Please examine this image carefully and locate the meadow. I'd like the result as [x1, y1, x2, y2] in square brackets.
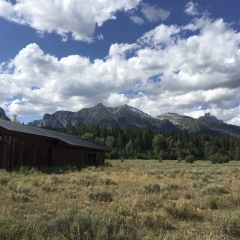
[1, 160, 240, 239]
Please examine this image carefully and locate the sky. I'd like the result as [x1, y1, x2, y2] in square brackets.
[0, 0, 240, 126]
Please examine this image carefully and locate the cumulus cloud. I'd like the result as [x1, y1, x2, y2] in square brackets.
[141, 3, 170, 22]
[130, 16, 144, 25]
[1, 13, 240, 125]
[0, 0, 141, 41]
[184, 1, 199, 16]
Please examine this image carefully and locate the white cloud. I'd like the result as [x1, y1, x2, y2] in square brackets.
[97, 34, 104, 41]
[0, 0, 141, 41]
[141, 3, 170, 22]
[138, 24, 180, 46]
[130, 16, 144, 25]
[184, 1, 199, 16]
[1, 13, 240, 125]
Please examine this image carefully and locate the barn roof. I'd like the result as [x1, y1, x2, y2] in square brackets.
[0, 120, 110, 151]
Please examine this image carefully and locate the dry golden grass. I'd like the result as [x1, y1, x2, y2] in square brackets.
[0, 160, 240, 239]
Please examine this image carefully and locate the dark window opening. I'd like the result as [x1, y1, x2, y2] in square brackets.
[84, 153, 97, 166]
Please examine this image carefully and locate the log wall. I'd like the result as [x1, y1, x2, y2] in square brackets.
[0, 128, 105, 170]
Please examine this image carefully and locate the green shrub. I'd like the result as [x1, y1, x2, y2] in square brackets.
[0, 170, 10, 185]
[177, 157, 183, 162]
[0, 208, 22, 239]
[80, 175, 98, 186]
[143, 214, 174, 230]
[144, 183, 161, 194]
[185, 155, 196, 164]
[164, 182, 180, 191]
[50, 174, 60, 184]
[20, 166, 38, 175]
[42, 184, 57, 192]
[202, 185, 228, 195]
[184, 193, 192, 199]
[218, 211, 240, 237]
[136, 195, 162, 211]
[165, 202, 203, 221]
[192, 182, 198, 188]
[44, 208, 140, 240]
[204, 196, 219, 210]
[100, 177, 117, 185]
[63, 189, 77, 199]
[11, 193, 30, 203]
[199, 174, 209, 183]
[209, 153, 230, 164]
[0, 208, 40, 239]
[31, 179, 40, 186]
[88, 187, 113, 202]
[16, 182, 32, 195]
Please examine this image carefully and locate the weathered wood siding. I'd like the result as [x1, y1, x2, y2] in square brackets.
[0, 127, 105, 170]
[51, 148, 105, 166]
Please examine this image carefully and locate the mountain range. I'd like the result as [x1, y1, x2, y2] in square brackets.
[27, 103, 178, 133]
[1, 104, 240, 138]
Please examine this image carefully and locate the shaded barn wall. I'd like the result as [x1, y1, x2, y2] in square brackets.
[52, 148, 105, 166]
[0, 128, 105, 170]
[0, 129, 54, 170]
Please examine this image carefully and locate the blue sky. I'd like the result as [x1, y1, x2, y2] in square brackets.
[0, 0, 240, 125]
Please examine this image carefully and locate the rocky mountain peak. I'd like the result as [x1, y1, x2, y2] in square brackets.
[0, 108, 10, 121]
[199, 113, 224, 124]
[156, 112, 189, 124]
[95, 103, 105, 108]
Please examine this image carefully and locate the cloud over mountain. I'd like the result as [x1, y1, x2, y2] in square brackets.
[0, 5, 240, 126]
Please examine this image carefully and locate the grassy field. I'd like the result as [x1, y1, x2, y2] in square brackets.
[1, 160, 240, 239]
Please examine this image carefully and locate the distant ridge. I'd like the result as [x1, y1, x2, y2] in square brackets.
[27, 104, 240, 138]
[157, 112, 240, 138]
[28, 103, 178, 133]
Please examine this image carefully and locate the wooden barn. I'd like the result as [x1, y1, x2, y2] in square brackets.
[0, 119, 110, 170]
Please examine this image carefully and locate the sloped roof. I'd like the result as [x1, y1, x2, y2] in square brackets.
[0, 120, 110, 151]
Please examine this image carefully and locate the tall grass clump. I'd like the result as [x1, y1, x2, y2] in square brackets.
[0, 170, 10, 185]
[44, 208, 140, 240]
[0, 208, 22, 239]
[50, 174, 61, 184]
[10, 181, 32, 203]
[203, 196, 219, 210]
[0, 208, 40, 239]
[80, 175, 98, 186]
[218, 211, 240, 237]
[142, 213, 175, 231]
[100, 176, 117, 185]
[88, 187, 113, 202]
[135, 195, 162, 211]
[165, 202, 203, 221]
[20, 166, 38, 175]
[202, 185, 229, 196]
[163, 182, 180, 191]
[41, 183, 57, 192]
[144, 183, 161, 194]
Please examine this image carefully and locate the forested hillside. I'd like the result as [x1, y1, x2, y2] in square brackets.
[43, 124, 240, 163]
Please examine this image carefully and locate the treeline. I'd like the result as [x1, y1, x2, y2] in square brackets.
[43, 125, 240, 162]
